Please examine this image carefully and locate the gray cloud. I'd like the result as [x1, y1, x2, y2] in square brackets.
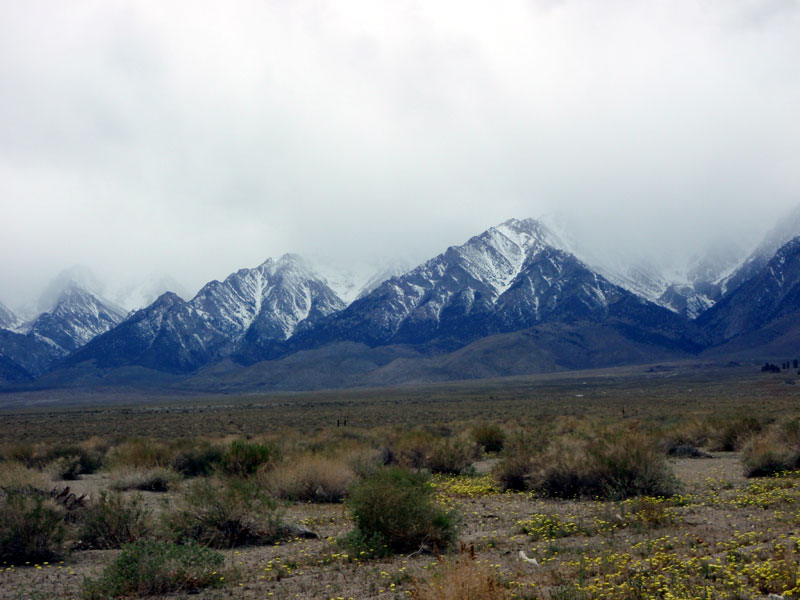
[1, 0, 799, 308]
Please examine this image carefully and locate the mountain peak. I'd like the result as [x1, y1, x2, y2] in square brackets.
[151, 291, 186, 309]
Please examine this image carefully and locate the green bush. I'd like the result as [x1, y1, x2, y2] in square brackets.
[78, 491, 151, 549]
[219, 440, 279, 478]
[471, 424, 506, 453]
[0, 492, 65, 562]
[346, 466, 457, 555]
[166, 477, 282, 548]
[82, 539, 225, 599]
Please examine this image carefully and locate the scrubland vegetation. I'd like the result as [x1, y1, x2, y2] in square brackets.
[1, 364, 800, 598]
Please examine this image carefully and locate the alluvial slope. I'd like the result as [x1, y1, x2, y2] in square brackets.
[65, 254, 345, 373]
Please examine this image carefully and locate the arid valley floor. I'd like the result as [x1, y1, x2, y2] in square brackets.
[1, 361, 799, 599]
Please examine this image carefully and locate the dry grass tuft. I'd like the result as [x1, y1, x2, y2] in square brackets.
[413, 544, 509, 600]
[0, 461, 48, 493]
[265, 454, 355, 502]
[109, 466, 182, 492]
[106, 438, 173, 469]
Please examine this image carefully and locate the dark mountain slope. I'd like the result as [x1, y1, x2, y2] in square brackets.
[697, 237, 800, 346]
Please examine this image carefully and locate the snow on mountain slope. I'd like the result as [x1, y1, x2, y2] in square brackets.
[284, 218, 691, 353]
[16, 266, 104, 321]
[307, 257, 415, 305]
[0, 300, 23, 331]
[65, 254, 346, 373]
[27, 285, 127, 353]
[356, 259, 414, 300]
[698, 235, 800, 345]
[539, 214, 753, 320]
[0, 281, 126, 376]
[721, 205, 800, 296]
[193, 254, 345, 341]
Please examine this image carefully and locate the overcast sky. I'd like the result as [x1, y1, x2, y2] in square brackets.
[1, 0, 799, 309]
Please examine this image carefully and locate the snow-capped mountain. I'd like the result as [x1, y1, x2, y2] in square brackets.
[284, 218, 694, 353]
[14, 213, 800, 390]
[27, 284, 127, 353]
[17, 266, 104, 321]
[66, 254, 346, 373]
[0, 283, 127, 380]
[0, 300, 23, 331]
[200, 254, 344, 342]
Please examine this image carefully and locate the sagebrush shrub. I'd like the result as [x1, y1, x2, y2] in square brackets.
[166, 477, 282, 548]
[494, 454, 532, 491]
[345, 466, 457, 554]
[81, 539, 224, 599]
[219, 440, 279, 478]
[171, 443, 223, 477]
[427, 439, 475, 475]
[533, 432, 677, 500]
[44, 444, 103, 478]
[78, 491, 151, 549]
[471, 424, 506, 453]
[742, 420, 800, 477]
[47, 455, 84, 480]
[712, 417, 763, 452]
[0, 492, 65, 562]
[395, 432, 436, 469]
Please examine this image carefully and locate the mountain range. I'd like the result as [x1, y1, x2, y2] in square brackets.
[3, 209, 800, 393]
